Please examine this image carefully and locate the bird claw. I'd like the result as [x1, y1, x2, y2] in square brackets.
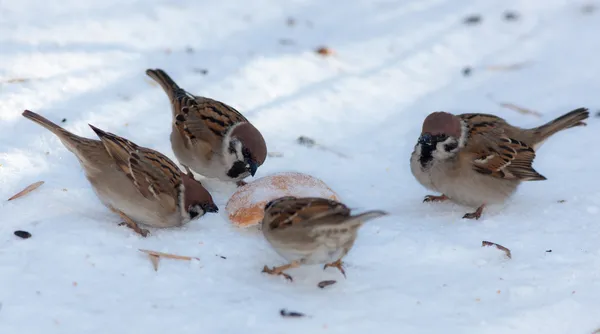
[262, 264, 295, 281]
[323, 259, 346, 278]
[462, 205, 485, 220]
[423, 194, 449, 203]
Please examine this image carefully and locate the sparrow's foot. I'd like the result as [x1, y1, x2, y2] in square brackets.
[262, 261, 300, 281]
[423, 194, 449, 203]
[463, 205, 485, 220]
[323, 259, 346, 278]
[112, 208, 149, 237]
[236, 180, 248, 187]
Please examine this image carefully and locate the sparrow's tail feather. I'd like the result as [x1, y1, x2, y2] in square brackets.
[343, 210, 389, 228]
[146, 68, 181, 101]
[22, 110, 92, 153]
[530, 107, 589, 145]
[22, 110, 71, 137]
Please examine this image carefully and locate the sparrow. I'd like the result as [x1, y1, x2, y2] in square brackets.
[261, 196, 388, 281]
[410, 107, 589, 219]
[22, 110, 219, 237]
[146, 68, 267, 186]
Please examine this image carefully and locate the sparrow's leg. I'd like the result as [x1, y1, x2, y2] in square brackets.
[323, 259, 346, 278]
[262, 261, 300, 281]
[111, 207, 150, 237]
[463, 205, 485, 220]
[236, 180, 248, 187]
[423, 194, 449, 203]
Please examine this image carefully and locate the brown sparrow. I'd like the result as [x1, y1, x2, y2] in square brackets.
[22, 110, 218, 237]
[410, 108, 589, 219]
[261, 196, 388, 281]
[146, 68, 267, 186]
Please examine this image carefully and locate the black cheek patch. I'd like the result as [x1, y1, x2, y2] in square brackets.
[227, 161, 248, 178]
[444, 142, 458, 151]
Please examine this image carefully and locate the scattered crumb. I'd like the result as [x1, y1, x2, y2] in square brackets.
[216, 255, 227, 259]
[498, 102, 543, 117]
[496, 290, 501, 294]
[267, 152, 284, 158]
[546, 250, 552, 253]
[279, 38, 295, 45]
[4, 78, 29, 84]
[286, 17, 296, 26]
[475, 298, 481, 302]
[463, 14, 482, 25]
[14, 230, 32, 239]
[503, 11, 519, 21]
[572, 290, 576, 294]
[62, 188, 68, 192]
[318, 280, 337, 289]
[557, 200, 566, 203]
[315, 46, 334, 56]
[280, 309, 306, 318]
[8, 181, 45, 201]
[185, 46, 194, 54]
[61, 118, 67, 123]
[72, 282, 78, 287]
[482, 240, 512, 259]
[462, 67, 472, 76]
[149, 254, 160, 271]
[485, 62, 531, 71]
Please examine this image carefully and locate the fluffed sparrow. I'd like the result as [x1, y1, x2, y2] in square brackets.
[22, 110, 218, 237]
[410, 107, 589, 219]
[261, 196, 388, 281]
[146, 68, 267, 186]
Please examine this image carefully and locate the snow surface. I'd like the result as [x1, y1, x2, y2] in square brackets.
[1, 0, 600, 333]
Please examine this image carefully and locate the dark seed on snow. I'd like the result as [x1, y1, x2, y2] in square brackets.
[280, 309, 305, 317]
[503, 11, 519, 21]
[297, 136, 316, 147]
[61, 118, 67, 123]
[318, 280, 337, 288]
[462, 67, 472, 76]
[546, 250, 552, 253]
[14, 230, 32, 239]
[463, 15, 482, 25]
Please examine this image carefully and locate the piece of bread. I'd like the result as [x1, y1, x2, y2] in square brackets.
[226, 172, 340, 227]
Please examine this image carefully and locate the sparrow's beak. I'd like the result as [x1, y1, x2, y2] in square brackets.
[202, 202, 219, 213]
[247, 160, 259, 177]
[418, 133, 433, 146]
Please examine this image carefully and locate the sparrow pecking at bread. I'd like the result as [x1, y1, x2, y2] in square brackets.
[146, 68, 267, 186]
[22, 110, 219, 237]
[410, 107, 589, 219]
[261, 196, 388, 281]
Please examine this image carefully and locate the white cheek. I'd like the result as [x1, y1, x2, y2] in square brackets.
[432, 138, 458, 160]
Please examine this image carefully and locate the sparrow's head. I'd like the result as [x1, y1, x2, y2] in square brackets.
[416, 112, 465, 167]
[179, 172, 218, 221]
[224, 122, 267, 180]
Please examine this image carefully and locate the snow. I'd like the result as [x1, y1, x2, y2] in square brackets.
[1, 0, 599, 332]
